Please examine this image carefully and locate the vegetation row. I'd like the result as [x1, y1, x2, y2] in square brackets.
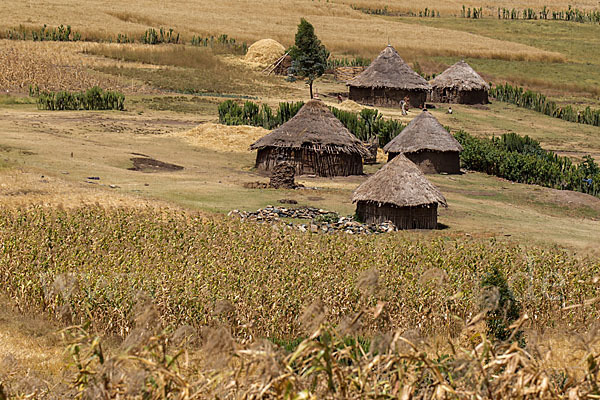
[490, 83, 600, 127]
[29, 85, 125, 111]
[456, 130, 600, 197]
[0, 206, 598, 341]
[2, 24, 249, 53]
[351, 4, 599, 23]
[218, 100, 404, 146]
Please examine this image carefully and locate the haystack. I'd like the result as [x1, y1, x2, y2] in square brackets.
[383, 110, 462, 174]
[430, 60, 489, 104]
[347, 45, 431, 108]
[245, 39, 286, 65]
[352, 154, 447, 229]
[250, 99, 370, 177]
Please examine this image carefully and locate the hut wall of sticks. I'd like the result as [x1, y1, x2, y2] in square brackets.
[347, 45, 431, 109]
[349, 87, 428, 108]
[352, 153, 447, 230]
[383, 110, 463, 174]
[430, 60, 489, 105]
[256, 147, 364, 177]
[388, 151, 460, 174]
[356, 201, 438, 229]
[250, 100, 370, 177]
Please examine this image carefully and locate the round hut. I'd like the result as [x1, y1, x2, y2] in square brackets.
[250, 100, 370, 177]
[347, 45, 431, 108]
[430, 61, 489, 104]
[352, 154, 447, 230]
[383, 110, 463, 174]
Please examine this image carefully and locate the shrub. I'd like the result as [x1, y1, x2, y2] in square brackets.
[31, 86, 125, 111]
[455, 130, 600, 197]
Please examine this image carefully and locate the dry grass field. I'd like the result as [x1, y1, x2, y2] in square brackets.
[1, 1, 600, 397]
[0, 0, 565, 62]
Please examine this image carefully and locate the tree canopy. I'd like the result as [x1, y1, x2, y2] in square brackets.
[289, 18, 330, 99]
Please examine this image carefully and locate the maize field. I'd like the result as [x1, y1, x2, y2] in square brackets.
[0, 206, 598, 340]
[0, 205, 599, 398]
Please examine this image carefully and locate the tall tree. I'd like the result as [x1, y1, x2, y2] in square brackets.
[289, 18, 330, 99]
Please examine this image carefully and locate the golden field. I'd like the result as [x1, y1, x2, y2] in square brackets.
[0, 0, 566, 61]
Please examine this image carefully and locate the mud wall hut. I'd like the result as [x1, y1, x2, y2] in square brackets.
[347, 45, 431, 108]
[352, 154, 447, 229]
[430, 61, 489, 104]
[250, 100, 370, 177]
[383, 110, 463, 174]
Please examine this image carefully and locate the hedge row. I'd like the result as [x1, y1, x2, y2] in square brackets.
[490, 83, 600, 127]
[456, 131, 600, 197]
[31, 86, 125, 111]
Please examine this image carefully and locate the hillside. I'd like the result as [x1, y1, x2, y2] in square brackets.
[0, 1, 600, 398]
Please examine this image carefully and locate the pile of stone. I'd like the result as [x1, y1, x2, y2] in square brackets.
[270, 162, 296, 189]
[228, 206, 397, 234]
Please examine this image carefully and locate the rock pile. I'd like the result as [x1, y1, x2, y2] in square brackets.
[270, 162, 296, 189]
[228, 206, 397, 234]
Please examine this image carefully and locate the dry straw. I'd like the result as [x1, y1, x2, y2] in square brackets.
[347, 45, 431, 91]
[431, 60, 490, 91]
[352, 153, 447, 207]
[383, 110, 463, 154]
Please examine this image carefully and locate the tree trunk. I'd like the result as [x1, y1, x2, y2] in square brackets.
[309, 81, 313, 99]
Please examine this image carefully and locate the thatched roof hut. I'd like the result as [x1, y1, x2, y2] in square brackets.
[383, 110, 463, 174]
[250, 100, 370, 177]
[347, 45, 431, 108]
[430, 61, 489, 104]
[352, 153, 446, 229]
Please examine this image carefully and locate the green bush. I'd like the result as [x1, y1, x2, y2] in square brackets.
[481, 266, 523, 343]
[455, 130, 600, 197]
[31, 86, 125, 111]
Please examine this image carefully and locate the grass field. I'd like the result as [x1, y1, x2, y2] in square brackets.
[1, 1, 600, 397]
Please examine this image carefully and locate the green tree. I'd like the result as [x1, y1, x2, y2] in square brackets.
[481, 265, 523, 344]
[289, 18, 330, 99]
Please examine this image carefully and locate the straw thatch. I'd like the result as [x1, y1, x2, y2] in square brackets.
[250, 100, 370, 177]
[347, 46, 431, 108]
[352, 154, 447, 208]
[348, 46, 431, 91]
[383, 110, 463, 174]
[430, 61, 489, 104]
[384, 111, 463, 154]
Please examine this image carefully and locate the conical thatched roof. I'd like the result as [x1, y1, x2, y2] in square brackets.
[383, 110, 463, 154]
[431, 60, 489, 91]
[250, 100, 370, 156]
[347, 45, 431, 91]
[352, 154, 446, 208]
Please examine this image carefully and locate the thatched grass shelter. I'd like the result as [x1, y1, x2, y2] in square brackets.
[352, 154, 447, 229]
[430, 61, 489, 104]
[383, 110, 463, 174]
[250, 100, 370, 177]
[347, 45, 431, 108]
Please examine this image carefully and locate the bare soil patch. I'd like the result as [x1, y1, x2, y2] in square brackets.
[128, 157, 183, 173]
